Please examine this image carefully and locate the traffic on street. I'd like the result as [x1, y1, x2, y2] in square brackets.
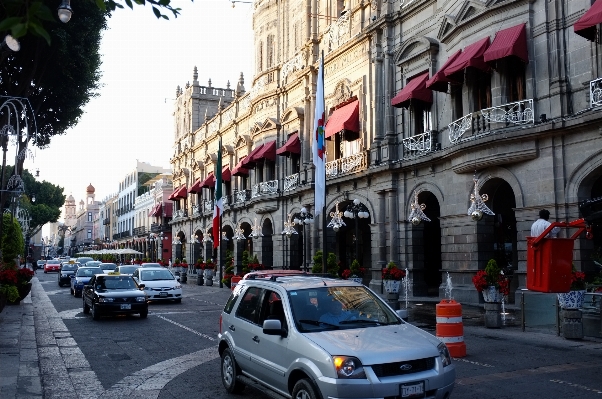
[28, 269, 602, 399]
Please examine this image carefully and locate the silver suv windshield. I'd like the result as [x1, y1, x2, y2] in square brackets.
[288, 286, 400, 332]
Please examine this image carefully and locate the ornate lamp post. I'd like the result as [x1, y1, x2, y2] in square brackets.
[281, 214, 298, 270]
[343, 199, 370, 264]
[293, 208, 313, 272]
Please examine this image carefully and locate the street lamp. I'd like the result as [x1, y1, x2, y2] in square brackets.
[293, 208, 313, 272]
[343, 199, 370, 264]
[57, 0, 73, 23]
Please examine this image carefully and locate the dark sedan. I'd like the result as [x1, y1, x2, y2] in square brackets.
[58, 263, 80, 287]
[82, 274, 148, 320]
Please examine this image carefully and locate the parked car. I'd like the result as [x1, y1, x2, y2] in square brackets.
[36, 260, 45, 270]
[132, 267, 182, 302]
[218, 273, 455, 399]
[115, 265, 141, 276]
[85, 261, 102, 268]
[82, 274, 148, 320]
[140, 263, 163, 268]
[71, 267, 103, 297]
[58, 262, 80, 287]
[99, 263, 118, 273]
[44, 260, 61, 273]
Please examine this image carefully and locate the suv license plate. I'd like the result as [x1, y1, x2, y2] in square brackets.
[120, 304, 131, 310]
[401, 382, 424, 398]
[159, 292, 168, 297]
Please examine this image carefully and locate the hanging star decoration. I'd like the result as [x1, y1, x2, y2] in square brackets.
[408, 190, 431, 226]
[467, 177, 495, 221]
[327, 201, 346, 232]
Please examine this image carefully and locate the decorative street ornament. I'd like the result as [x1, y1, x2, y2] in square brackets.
[468, 177, 495, 221]
[282, 213, 298, 237]
[221, 231, 229, 241]
[202, 226, 213, 243]
[250, 217, 263, 239]
[327, 201, 346, 232]
[233, 224, 246, 240]
[408, 190, 431, 226]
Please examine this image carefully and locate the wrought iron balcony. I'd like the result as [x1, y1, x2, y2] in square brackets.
[326, 150, 368, 178]
[192, 204, 201, 216]
[591, 77, 602, 107]
[103, 218, 110, 225]
[402, 131, 434, 158]
[203, 199, 213, 213]
[133, 226, 146, 236]
[283, 173, 300, 192]
[233, 189, 250, 204]
[449, 99, 534, 144]
[251, 180, 278, 198]
[151, 223, 170, 233]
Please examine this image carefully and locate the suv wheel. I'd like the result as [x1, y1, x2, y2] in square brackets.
[292, 379, 320, 399]
[83, 298, 90, 314]
[221, 348, 245, 393]
[91, 303, 101, 320]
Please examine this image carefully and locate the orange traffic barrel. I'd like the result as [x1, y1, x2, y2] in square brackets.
[231, 276, 242, 291]
[436, 299, 466, 358]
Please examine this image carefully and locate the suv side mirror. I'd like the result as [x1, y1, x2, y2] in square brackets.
[263, 319, 287, 337]
[138, 284, 145, 289]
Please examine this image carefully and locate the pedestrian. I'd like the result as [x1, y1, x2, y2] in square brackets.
[531, 209, 560, 238]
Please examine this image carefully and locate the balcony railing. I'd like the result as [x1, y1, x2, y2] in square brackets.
[326, 150, 368, 178]
[151, 223, 170, 233]
[192, 204, 201, 216]
[233, 189, 250, 204]
[173, 209, 188, 219]
[402, 131, 433, 158]
[449, 99, 534, 144]
[103, 218, 110, 225]
[203, 199, 213, 213]
[283, 173, 300, 192]
[251, 180, 279, 198]
[133, 226, 146, 236]
[591, 77, 602, 107]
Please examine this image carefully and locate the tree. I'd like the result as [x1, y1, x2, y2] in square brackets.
[0, 166, 64, 236]
[0, 0, 188, 44]
[2, 213, 24, 262]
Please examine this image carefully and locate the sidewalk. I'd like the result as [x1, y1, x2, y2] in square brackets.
[0, 285, 43, 398]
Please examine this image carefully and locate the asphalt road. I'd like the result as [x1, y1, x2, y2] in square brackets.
[36, 271, 602, 399]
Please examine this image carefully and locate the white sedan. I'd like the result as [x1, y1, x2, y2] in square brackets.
[132, 267, 182, 303]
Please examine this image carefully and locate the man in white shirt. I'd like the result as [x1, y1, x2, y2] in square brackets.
[531, 209, 560, 238]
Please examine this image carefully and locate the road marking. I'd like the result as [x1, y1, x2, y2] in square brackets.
[153, 314, 216, 341]
[452, 358, 494, 368]
[186, 296, 224, 306]
[457, 361, 600, 386]
[549, 379, 602, 394]
[58, 308, 87, 319]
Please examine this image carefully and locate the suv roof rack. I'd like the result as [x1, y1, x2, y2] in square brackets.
[244, 270, 306, 280]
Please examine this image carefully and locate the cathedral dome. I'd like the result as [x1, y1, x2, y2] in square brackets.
[67, 195, 75, 202]
[86, 183, 95, 194]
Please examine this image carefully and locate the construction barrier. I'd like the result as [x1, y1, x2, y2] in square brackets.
[231, 276, 242, 291]
[436, 299, 466, 358]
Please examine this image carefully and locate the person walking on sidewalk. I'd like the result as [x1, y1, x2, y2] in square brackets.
[531, 209, 560, 238]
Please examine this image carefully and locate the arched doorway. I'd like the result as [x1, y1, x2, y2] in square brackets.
[175, 231, 186, 261]
[478, 178, 517, 301]
[410, 191, 441, 297]
[578, 172, 602, 276]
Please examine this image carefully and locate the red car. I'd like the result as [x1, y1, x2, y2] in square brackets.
[44, 260, 61, 273]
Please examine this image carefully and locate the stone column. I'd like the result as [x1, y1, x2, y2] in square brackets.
[233, 239, 246, 275]
[370, 191, 387, 292]
[561, 309, 584, 340]
[484, 302, 503, 328]
[387, 188, 398, 263]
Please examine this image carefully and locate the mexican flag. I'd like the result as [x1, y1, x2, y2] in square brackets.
[212, 139, 223, 248]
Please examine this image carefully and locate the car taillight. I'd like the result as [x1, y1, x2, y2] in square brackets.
[219, 314, 222, 333]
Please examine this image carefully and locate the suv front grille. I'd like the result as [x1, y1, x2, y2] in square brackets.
[371, 357, 435, 378]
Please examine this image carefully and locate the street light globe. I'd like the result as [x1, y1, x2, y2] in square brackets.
[411, 217, 422, 226]
[305, 218, 313, 224]
[57, 0, 73, 23]
[353, 199, 360, 205]
[301, 207, 307, 214]
[294, 218, 300, 224]
[359, 211, 368, 218]
[333, 225, 339, 232]
[344, 211, 352, 218]
[471, 210, 483, 221]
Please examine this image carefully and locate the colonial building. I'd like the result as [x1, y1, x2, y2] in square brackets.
[68, 184, 100, 253]
[169, 0, 602, 304]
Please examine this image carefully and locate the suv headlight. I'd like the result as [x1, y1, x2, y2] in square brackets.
[136, 296, 146, 302]
[332, 356, 366, 379]
[98, 297, 114, 303]
[61, 274, 68, 278]
[174, 284, 181, 290]
[438, 343, 452, 367]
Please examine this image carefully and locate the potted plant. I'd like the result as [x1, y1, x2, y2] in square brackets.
[342, 259, 365, 284]
[557, 267, 587, 309]
[311, 250, 323, 274]
[382, 261, 406, 293]
[222, 250, 235, 288]
[472, 259, 509, 303]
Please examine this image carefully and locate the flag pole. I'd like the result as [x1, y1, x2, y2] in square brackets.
[320, 50, 327, 275]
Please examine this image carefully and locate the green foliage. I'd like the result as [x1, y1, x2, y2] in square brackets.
[484, 259, 501, 286]
[312, 250, 323, 274]
[241, 250, 250, 271]
[350, 259, 361, 275]
[0, 285, 19, 302]
[19, 168, 65, 235]
[327, 253, 338, 277]
[1, 214, 24, 262]
[0, 0, 188, 44]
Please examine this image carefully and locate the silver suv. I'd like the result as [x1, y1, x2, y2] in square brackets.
[218, 272, 455, 399]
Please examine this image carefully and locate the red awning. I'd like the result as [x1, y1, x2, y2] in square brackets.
[426, 50, 463, 92]
[241, 144, 265, 168]
[200, 172, 215, 189]
[188, 178, 202, 194]
[231, 158, 249, 176]
[163, 203, 172, 218]
[325, 100, 360, 139]
[483, 23, 528, 64]
[173, 185, 188, 200]
[391, 73, 433, 109]
[222, 165, 231, 182]
[574, 0, 602, 41]
[153, 203, 163, 217]
[148, 203, 159, 217]
[276, 133, 301, 156]
[253, 140, 276, 162]
[167, 188, 177, 200]
[444, 37, 491, 78]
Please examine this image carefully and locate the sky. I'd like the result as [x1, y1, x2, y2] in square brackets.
[25, 0, 253, 211]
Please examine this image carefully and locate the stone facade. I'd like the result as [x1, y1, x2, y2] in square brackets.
[169, 0, 602, 304]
